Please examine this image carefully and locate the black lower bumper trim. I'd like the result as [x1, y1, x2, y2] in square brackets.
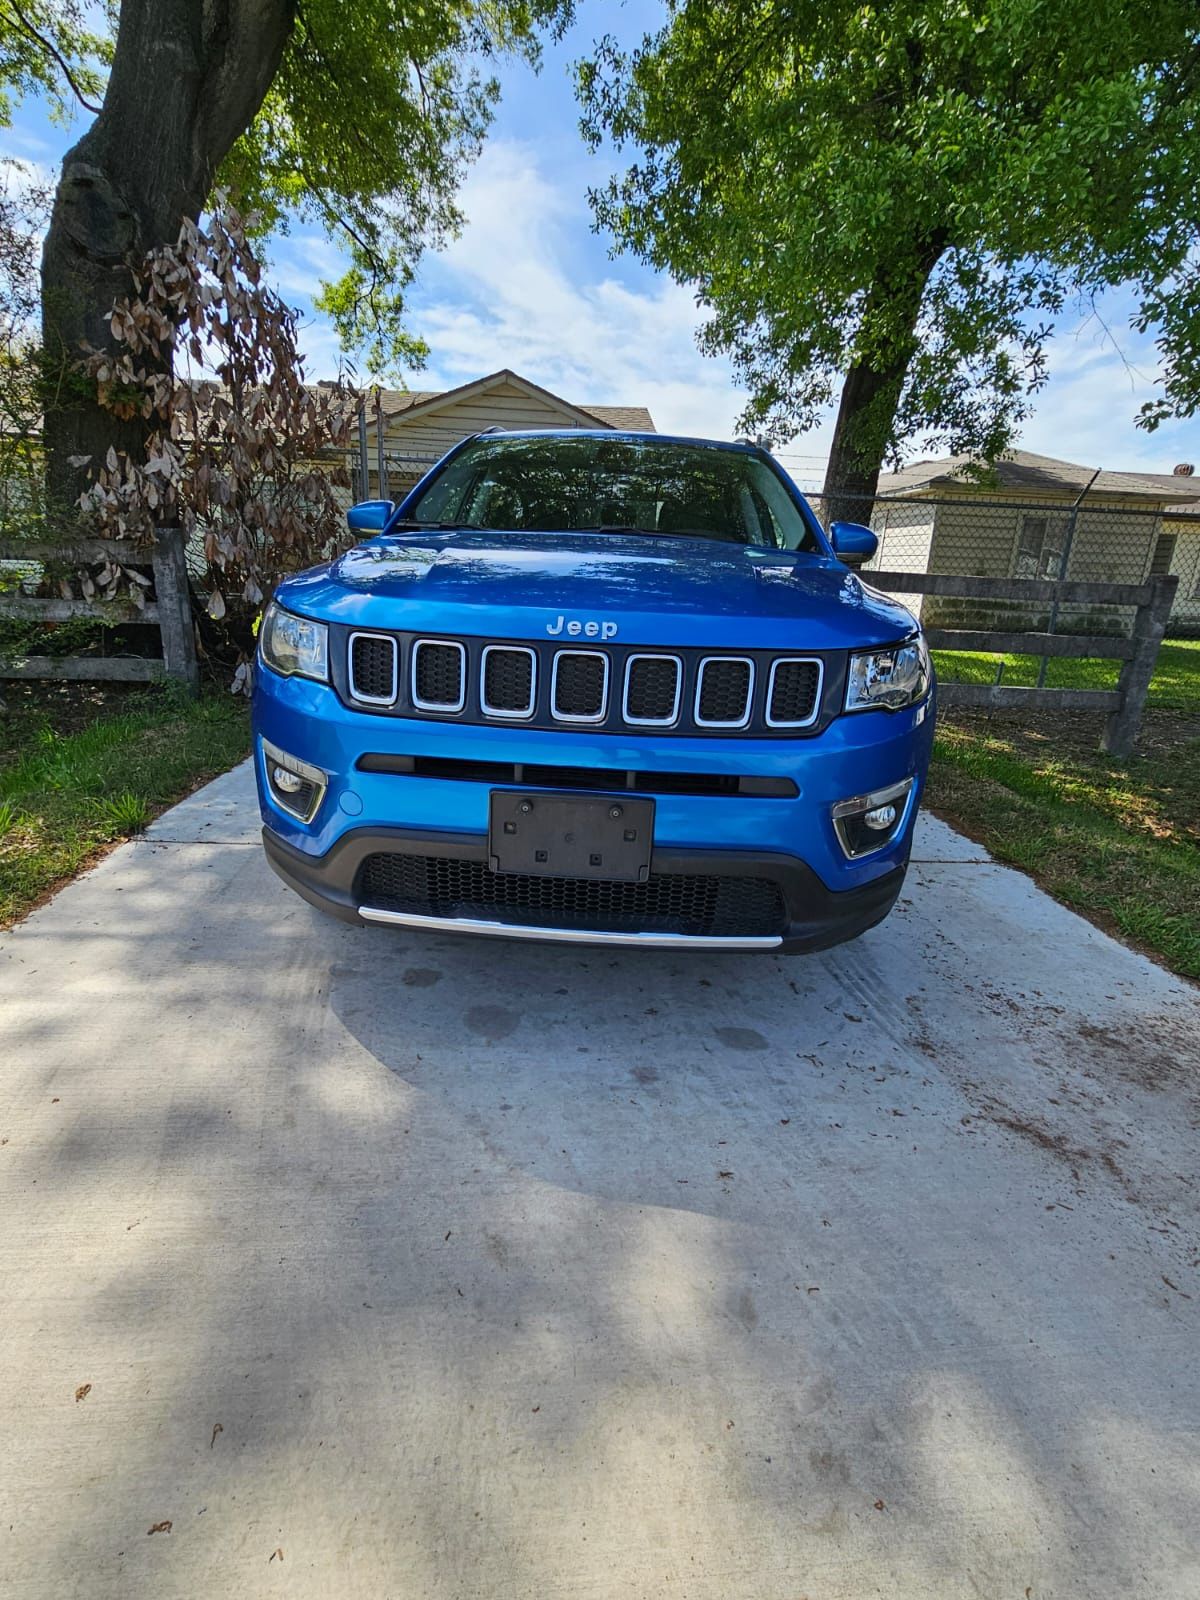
[262, 825, 906, 954]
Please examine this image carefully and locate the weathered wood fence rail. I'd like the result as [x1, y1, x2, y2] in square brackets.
[869, 569, 1178, 757]
[0, 528, 198, 695]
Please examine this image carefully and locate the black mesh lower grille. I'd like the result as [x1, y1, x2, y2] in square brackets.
[483, 648, 534, 713]
[769, 659, 820, 724]
[553, 651, 607, 718]
[414, 642, 463, 707]
[626, 656, 680, 721]
[697, 659, 752, 723]
[357, 852, 788, 938]
[349, 634, 396, 701]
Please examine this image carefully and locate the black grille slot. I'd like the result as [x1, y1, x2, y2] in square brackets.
[552, 651, 607, 719]
[483, 647, 535, 715]
[625, 655, 681, 722]
[412, 641, 464, 709]
[768, 659, 821, 725]
[348, 634, 396, 702]
[357, 852, 787, 938]
[697, 658, 753, 725]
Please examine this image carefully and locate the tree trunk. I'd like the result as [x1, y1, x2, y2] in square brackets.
[41, 0, 295, 516]
[820, 236, 947, 528]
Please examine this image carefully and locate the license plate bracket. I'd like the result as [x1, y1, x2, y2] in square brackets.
[488, 792, 655, 882]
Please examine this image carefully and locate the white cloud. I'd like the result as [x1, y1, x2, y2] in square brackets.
[390, 139, 749, 439]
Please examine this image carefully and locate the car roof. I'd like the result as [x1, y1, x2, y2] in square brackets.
[470, 428, 761, 454]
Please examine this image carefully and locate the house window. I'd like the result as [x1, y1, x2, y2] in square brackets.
[1150, 533, 1177, 576]
[1016, 513, 1069, 579]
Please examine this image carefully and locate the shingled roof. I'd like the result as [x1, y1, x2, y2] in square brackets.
[880, 449, 1200, 504]
[366, 368, 656, 433]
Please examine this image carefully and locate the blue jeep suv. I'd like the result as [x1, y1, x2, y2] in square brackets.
[252, 430, 934, 951]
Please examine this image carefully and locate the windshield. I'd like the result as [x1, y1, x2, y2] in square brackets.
[404, 434, 822, 552]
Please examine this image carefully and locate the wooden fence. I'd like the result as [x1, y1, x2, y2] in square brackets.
[0, 528, 199, 696]
[870, 569, 1179, 756]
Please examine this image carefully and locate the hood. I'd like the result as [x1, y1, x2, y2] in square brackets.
[277, 528, 917, 651]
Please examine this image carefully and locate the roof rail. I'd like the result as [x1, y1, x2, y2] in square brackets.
[478, 424, 506, 435]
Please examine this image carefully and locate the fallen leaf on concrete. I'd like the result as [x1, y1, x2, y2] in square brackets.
[532, 1406, 540, 1413]
[807, 1286, 820, 1294]
[147, 1521, 172, 1536]
[717, 1170, 734, 1179]
[210, 1423, 223, 1449]
[873, 1500, 886, 1511]
[780, 1118, 790, 1125]
[74, 1384, 91, 1403]
[51, 1097, 60, 1104]
[269, 1548, 284, 1562]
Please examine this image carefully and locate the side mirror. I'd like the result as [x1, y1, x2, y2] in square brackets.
[347, 499, 395, 534]
[829, 520, 878, 568]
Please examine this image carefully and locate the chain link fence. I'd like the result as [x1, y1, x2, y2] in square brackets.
[806, 489, 1200, 643]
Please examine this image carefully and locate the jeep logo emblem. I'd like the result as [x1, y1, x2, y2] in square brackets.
[546, 614, 618, 641]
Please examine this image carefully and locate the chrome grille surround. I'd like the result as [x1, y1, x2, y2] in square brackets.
[694, 656, 755, 729]
[551, 649, 610, 723]
[623, 653, 683, 726]
[411, 638, 466, 712]
[347, 631, 399, 706]
[480, 644, 537, 719]
[765, 656, 824, 728]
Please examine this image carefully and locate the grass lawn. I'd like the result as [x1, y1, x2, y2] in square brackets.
[931, 637, 1200, 710]
[0, 681, 250, 927]
[927, 638, 1199, 981]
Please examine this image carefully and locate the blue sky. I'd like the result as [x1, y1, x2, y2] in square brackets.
[2, 0, 1195, 488]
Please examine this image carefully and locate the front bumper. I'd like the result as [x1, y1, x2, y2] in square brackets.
[262, 824, 907, 954]
[253, 666, 933, 952]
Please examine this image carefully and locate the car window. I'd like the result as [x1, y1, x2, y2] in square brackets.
[407, 435, 821, 552]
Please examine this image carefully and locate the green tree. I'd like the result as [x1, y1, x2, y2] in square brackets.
[0, 0, 572, 508]
[579, 1, 1200, 514]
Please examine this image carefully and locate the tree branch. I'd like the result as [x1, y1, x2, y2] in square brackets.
[2, 0, 103, 114]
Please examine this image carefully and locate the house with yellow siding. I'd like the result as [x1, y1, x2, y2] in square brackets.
[354, 368, 656, 501]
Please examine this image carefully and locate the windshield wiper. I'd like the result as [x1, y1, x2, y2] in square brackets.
[387, 519, 482, 531]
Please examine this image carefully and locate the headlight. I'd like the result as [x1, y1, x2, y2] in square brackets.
[845, 633, 930, 713]
[259, 602, 328, 682]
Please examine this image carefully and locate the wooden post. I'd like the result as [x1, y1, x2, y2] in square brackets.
[151, 527, 200, 697]
[1102, 574, 1177, 757]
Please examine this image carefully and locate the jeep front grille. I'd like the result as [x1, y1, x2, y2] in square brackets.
[341, 632, 831, 737]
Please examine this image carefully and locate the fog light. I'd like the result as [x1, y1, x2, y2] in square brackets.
[832, 778, 914, 859]
[273, 765, 304, 794]
[260, 736, 327, 823]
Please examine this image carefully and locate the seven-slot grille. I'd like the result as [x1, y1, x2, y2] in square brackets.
[348, 633, 397, 704]
[343, 634, 827, 733]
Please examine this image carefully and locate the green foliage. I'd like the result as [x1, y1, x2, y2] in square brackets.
[0, 2, 574, 379]
[218, 0, 575, 377]
[579, 1, 1200, 474]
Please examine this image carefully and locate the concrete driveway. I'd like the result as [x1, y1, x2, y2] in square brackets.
[1, 760, 1198, 1599]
